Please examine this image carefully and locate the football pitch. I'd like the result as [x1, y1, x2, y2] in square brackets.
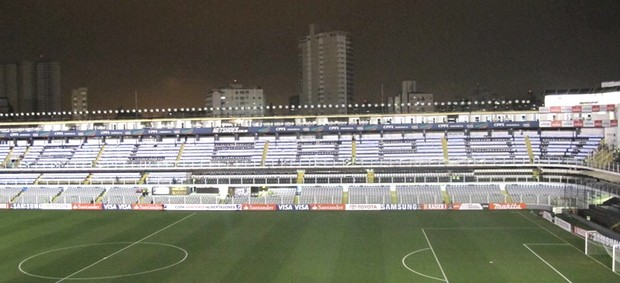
[1, 210, 619, 283]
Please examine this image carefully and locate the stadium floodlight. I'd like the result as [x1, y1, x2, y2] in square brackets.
[191, 108, 195, 111]
[354, 104, 358, 107]
[387, 103, 392, 107]
[173, 108, 177, 112]
[341, 104, 345, 108]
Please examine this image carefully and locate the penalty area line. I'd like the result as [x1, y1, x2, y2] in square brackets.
[523, 244, 572, 283]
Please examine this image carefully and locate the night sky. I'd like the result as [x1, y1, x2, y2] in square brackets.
[1, 0, 619, 111]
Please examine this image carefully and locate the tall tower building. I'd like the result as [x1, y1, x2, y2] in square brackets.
[298, 24, 353, 114]
[35, 59, 61, 112]
[0, 59, 61, 113]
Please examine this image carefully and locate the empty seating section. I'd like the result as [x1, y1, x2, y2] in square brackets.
[211, 141, 260, 165]
[538, 132, 601, 161]
[129, 138, 179, 166]
[0, 130, 606, 169]
[228, 187, 296, 204]
[0, 187, 22, 202]
[38, 173, 89, 185]
[446, 184, 505, 203]
[506, 183, 588, 205]
[349, 185, 391, 204]
[299, 186, 343, 204]
[376, 172, 451, 183]
[304, 173, 366, 184]
[266, 140, 299, 165]
[396, 185, 442, 204]
[147, 172, 187, 184]
[54, 187, 105, 203]
[0, 173, 40, 185]
[90, 173, 141, 184]
[97, 139, 136, 167]
[178, 138, 214, 166]
[13, 187, 62, 203]
[152, 194, 218, 204]
[297, 139, 340, 164]
[102, 187, 142, 204]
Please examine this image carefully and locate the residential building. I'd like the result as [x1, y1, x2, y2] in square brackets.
[0, 59, 61, 113]
[298, 24, 353, 114]
[206, 83, 265, 117]
[71, 87, 88, 119]
[388, 80, 434, 113]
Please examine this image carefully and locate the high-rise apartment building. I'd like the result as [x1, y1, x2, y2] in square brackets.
[206, 83, 265, 117]
[298, 24, 353, 114]
[0, 59, 61, 113]
[35, 59, 61, 112]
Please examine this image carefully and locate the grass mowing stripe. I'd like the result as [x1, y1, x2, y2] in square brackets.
[55, 212, 195, 283]
[422, 228, 449, 283]
[523, 244, 573, 283]
[517, 210, 620, 277]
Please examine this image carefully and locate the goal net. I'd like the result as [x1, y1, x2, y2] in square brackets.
[585, 231, 620, 272]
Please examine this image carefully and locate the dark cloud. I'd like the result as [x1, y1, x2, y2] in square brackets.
[1, 0, 619, 110]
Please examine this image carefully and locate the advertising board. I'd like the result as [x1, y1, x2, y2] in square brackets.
[309, 204, 346, 211]
[72, 203, 103, 210]
[345, 204, 382, 211]
[131, 204, 164, 211]
[488, 203, 526, 210]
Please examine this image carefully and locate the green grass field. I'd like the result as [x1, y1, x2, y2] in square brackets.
[1, 210, 618, 283]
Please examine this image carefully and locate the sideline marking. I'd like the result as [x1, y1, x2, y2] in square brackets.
[55, 212, 195, 282]
[401, 248, 447, 282]
[518, 211, 620, 277]
[523, 244, 573, 283]
[422, 228, 449, 283]
[19, 242, 188, 280]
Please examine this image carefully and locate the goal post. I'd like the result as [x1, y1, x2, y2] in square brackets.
[585, 230, 620, 273]
[585, 230, 608, 256]
[614, 244, 620, 272]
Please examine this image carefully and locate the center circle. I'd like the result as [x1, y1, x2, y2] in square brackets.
[18, 242, 188, 280]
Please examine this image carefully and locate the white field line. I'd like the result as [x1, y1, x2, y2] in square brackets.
[518, 211, 620, 277]
[56, 213, 196, 283]
[523, 244, 573, 283]
[401, 248, 446, 282]
[425, 227, 540, 230]
[422, 228, 449, 283]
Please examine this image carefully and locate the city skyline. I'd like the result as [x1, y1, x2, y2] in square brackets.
[1, 0, 619, 112]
